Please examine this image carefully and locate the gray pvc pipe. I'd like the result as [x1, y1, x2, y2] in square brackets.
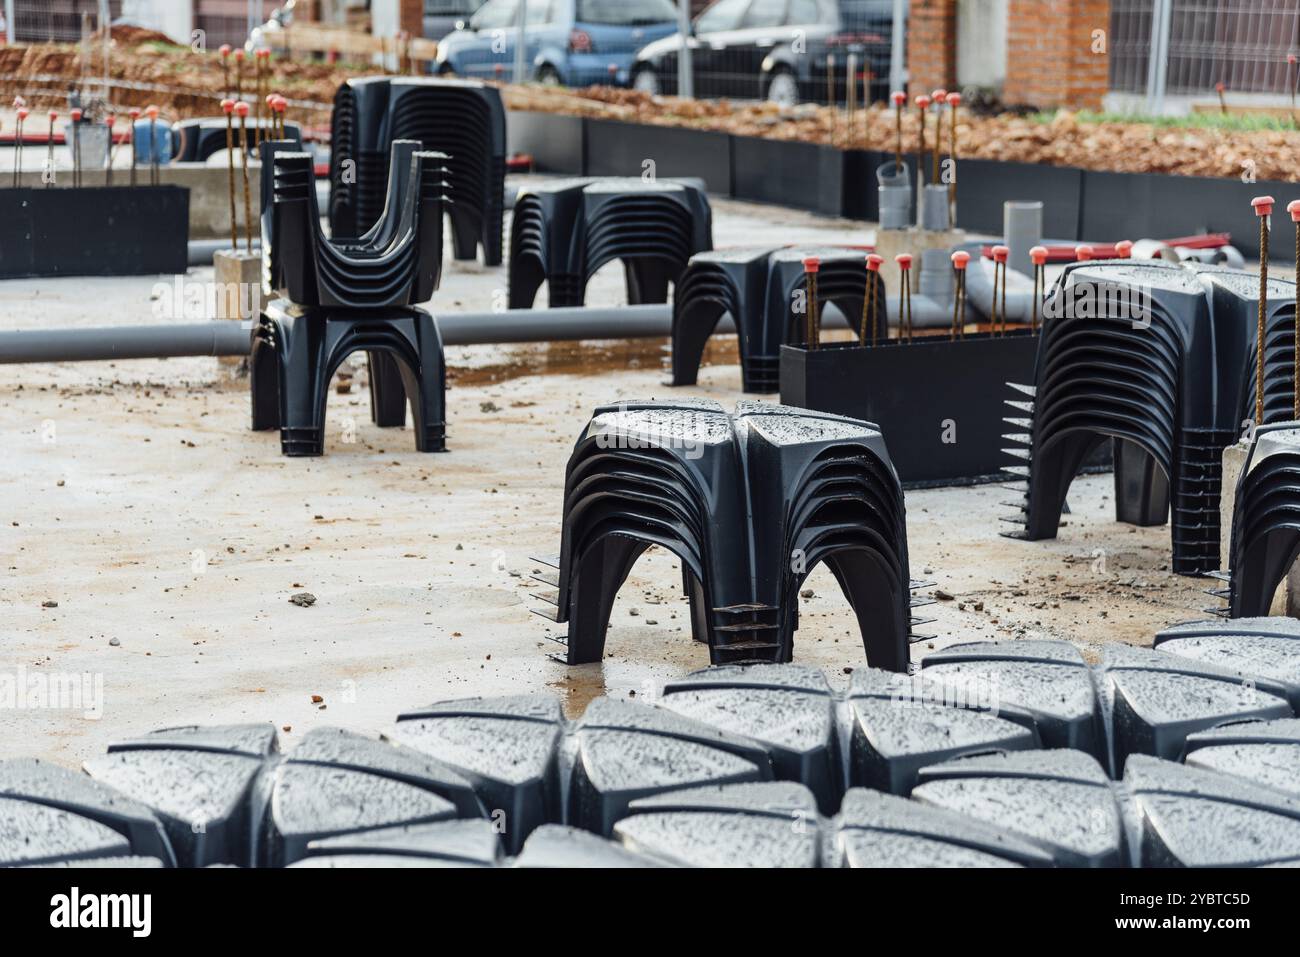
[1004, 201, 1044, 279]
[0, 291, 970, 365]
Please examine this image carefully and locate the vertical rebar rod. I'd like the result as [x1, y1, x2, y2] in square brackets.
[223, 100, 237, 251]
[846, 54, 857, 145]
[128, 108, 139, 186]
[45, 111, 56, 187]
[916, 96, 928, 186]
[827, 55, 835, 146]
[892, 92, 903, 167]
[947, 92, 959, 222]
[70, 110, 81, 189]
[13, 109, 24, 187]
[104, 114, 113, 186]
[239, 104, 253, 253]
[803, 258, 820, 350]
[1253, 197, 1274, 425]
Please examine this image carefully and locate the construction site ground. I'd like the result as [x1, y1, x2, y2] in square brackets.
[0, 185, 1211, 767]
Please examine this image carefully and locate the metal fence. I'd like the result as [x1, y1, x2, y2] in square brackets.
[1110, 0, 1300, 97]
[10, 0, 121, 44]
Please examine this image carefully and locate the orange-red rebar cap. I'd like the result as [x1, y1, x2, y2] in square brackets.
[895, 253, 913, 269]
[991, 245, 1009, 263]
[1030, 246, 1049, 266]
[866, 253, 884, 271]
[802, 256, 820, 274]
[1075, 244, 1095, 261]
[1288, 200, 1300, 222]
[951, 250, 970, 270]
[1252, 195, 1275, 217]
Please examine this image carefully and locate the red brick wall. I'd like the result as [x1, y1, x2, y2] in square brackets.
[1003, 0, 1111, 110]
[399, 0, 423, 39]
[906, 0, 957, 95]
[906, 0, 1111, 109]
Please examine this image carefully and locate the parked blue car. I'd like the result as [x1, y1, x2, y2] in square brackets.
[434, 0, 680, 88]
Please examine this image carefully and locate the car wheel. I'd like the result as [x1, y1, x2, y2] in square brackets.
[535, 65, 562, 87]
[766, 69, 799, 108]
[632, 68, 661, 96]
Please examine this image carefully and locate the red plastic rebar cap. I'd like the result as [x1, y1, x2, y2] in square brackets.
[104, 113, 114, 125]
[1288, 200, 1300, 222]
[991, 245, 1009, 263]
[146, 105, 159, 119]
[1252, 195, 1275, 216]
[895, 253, 913, 268]
[258, 48, 271, 58]
[866, 253, 884, 271]
[1030, 245, 1049, 265]
[891, 91, 906, 106]
[1290, 54, 1298, 65]
[221, 98, 235, 114]
[915, 95, 930, 108]
[234, 102, 249, 117]
[219, 44, 231, 57]
[128, 107, 141, 118]
[802, 256, 820, 273]
[1075, 244, 1094, 261]
[273, 96, 287, 113]
[931, 89, 947, 103]
[234, 49, 245, 60]
[16, 108, 28, 121]
[946, 91, 961, 106]
[1114, 239, 1134, 258]
[48, 111, 57, 121]
[70, 108, 82, 121]
[1215, 81, 1225, 93]
[951, 250, 970, 270]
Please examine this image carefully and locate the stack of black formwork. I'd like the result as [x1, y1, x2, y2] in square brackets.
[1223, 425, 1300, 617]
[671, 246, 884, 393]
[508, 177, 713, 309]
[171, 117, 303, 161]
[250, 139, 450, 456]
[529, 399, 929, 670]
[1002, 258, 1251, 574]
[329, 77, 506, 265]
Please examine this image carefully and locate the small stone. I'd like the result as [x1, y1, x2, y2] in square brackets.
[800, 589, 815, 599]
[108, 637, 120, 647]
[934, 589, 954, 601]
[310, 694, 323, 703]
[41, 600, 57, 609]
[289, 592, 316, 607]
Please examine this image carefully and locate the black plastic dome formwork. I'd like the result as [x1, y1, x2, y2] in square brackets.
[172, 117, 303, 162]
[670, 246, 887, 394]
[328, 76, 507, 266]
[1000, 259, 1245, 575]
[528, 398, 928, 671]
[261, 141, 449, 309]
[507, 177, 713, 310]
[249, 139, 449, 457]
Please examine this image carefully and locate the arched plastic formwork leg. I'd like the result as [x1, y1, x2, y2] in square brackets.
[564, 535, 651, 665]
[683, 567, 709, 643]
[405, 311, 448, 453]
[1019, 433, 1113, 540]
[448, 208, 481, 263]
[790, 551, 909, 672]
[266, 313, 331, 457]
[624, 258, 676, 306]
[507, 256, 548, 310]
[670, 300, 729, 388]
[249, 324, 282, 432]
[1231, 530, 1300, 618]
[1114, 439, 1171, 526]
[368, 350, 409, 428]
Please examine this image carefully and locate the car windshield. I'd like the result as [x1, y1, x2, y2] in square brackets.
[696, 0, 749, 33]
[577, 0, 678, 24]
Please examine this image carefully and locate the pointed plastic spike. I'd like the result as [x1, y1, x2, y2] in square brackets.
[1205, 570, 1232, 581]
[1002, 465, 1031, 477]
[529, 554, 561, 569]
[909, 596, 937, 608]
[530, 569, 560, 588]
[530, 607, 562, 623]
[909, 579, 936, 590]
[1004, 400, 1035, 413]
[1002, 433, 1032, 445]
[1006, 383, 1037, 396]
[908, 633, 937, 644]
[1004, 417, 1033, 429]
[1001, 448, 1031, 460]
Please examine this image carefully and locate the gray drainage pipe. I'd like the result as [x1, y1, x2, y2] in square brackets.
[0, 295, 967, 365]
[0, 305, 686, 364]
